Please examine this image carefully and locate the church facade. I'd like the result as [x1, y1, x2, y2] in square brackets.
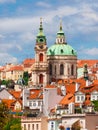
[32, 19, 77, 87]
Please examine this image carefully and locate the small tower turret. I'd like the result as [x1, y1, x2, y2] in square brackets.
[84, 64, 89, 80]
[56, 20, 66, 44]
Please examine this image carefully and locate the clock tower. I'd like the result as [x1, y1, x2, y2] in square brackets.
[32, 18, 49, 87]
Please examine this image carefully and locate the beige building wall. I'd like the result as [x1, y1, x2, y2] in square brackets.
[21, 117, 48, 130]
[6, 70, 23, 81]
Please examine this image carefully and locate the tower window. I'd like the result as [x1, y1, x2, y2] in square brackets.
[39, 53, 43, 62]
[71, 65, 74, 76]
[55, 65, 56, 74]
[49, 64, 52, 75]
[60, 64, 64, 75]
[39, 74, 43, 84]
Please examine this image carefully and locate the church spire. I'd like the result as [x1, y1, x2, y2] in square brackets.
[36, 17, 46, 43]
[39, 17, 43, 33]
[37, 17, 45, 36]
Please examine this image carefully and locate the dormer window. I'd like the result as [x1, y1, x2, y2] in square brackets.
[61, 49, 63, 53]
[72, 49, 74, 54]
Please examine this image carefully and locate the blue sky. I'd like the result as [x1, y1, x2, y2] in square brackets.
[0, 0, 98, 65]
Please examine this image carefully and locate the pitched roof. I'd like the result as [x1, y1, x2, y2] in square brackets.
[77, 60, 98, 68]
[9, 90, 22, 99]
[23, 58, 35, 67]
[2, 99, 15, 109]
[28, 89, 43, 99]
[59, 93, 74, 105]
[8, 65, 24, 71]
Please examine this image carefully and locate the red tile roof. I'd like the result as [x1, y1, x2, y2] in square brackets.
[9, 90, 22, 99]
[28, 89, 43, 99]
[8, 65, 24, 71]
[59, 93, 74, 105]
[77, 60, 98, 68]
[23, 58, 35, 67]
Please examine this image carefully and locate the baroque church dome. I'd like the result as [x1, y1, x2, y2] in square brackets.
[47, 21, 77, 56]
[47, 44, 77, 56]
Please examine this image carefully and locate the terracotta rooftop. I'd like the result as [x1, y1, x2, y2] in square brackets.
[23, 58, 35, 67]
[77, 59, 98, 68]
[28, 89, 43, 99]
[9, 90, 22, 99]
[59, 93, 74, 105]
[8, 65, 24, 71]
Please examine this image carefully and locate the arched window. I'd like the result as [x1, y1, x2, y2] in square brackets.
[60, 64, 64, 75]
[55, 65, 56, 74]
[49, 64, 52, 75]
[39, 53, 43, 62]
[39, 74, 43, 84]
[71, 64, 74, 76]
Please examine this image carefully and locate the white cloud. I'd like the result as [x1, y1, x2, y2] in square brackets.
[0, 0, 16, 3]
[0, 53, 18, 65]
[36, 1, 51, 8]
[82, 48, 98, 56]
[19, 32, 34, 42]
[0, 34, 5, 39]
[0, 43, 22, 52]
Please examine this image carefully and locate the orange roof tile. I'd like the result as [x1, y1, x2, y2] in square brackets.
[77, 60, 98, 68]
[28, 89, 43, 99]
[23, 58, 35, 67]
[59, 93, 74, 105]
[9, 90, 22, 99]
[45, 84, 56, 88]
[2, 99, 15, 109]
[8, 65, 24, 71]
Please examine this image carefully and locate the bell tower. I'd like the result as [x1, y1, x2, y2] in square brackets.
[32, 18, 49, 87]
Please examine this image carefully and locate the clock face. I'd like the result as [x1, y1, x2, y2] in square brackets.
[39, 38, 44, 42]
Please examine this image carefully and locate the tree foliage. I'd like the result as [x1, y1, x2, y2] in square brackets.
[0, 102, 22, 130]
[0, 102, 9, 129]
[23, 71, 29, 85]
[92, 100, 98, 111]
[4, 116, 22, 130]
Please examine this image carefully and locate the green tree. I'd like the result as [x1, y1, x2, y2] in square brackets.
[0, 102, 9, 130]
[4, 116, 22, 130]
[0, 102, 22, 130]
[23, 71, 29, 85]
[1, 80, 8, 85]
[92, 100, 98, 111]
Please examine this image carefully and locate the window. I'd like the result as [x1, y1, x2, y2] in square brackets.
[60, 64, 64, 75]
[38, 101, 41, 106]
[61, 49, 63, 53]
[33, 101, 36, 106]
[77, 96, 80, 101]
[39, 53, 43, 62]
[71, 65, 74, 76]
[29, 101, 32, 107]
[36, 124, 39, 130]
[28, 124, 30, 130]
[39, 74, 43, 84]
[49, 64, 52, 75]
[55, 65, 56, 74]
[81, 96, 84, 101]
[51, 122, 54, 130]
[32, 124, 34, 130]
[24, 124, 26, 130]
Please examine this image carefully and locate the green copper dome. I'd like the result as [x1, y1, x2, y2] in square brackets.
[47, 44, 77, 56]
